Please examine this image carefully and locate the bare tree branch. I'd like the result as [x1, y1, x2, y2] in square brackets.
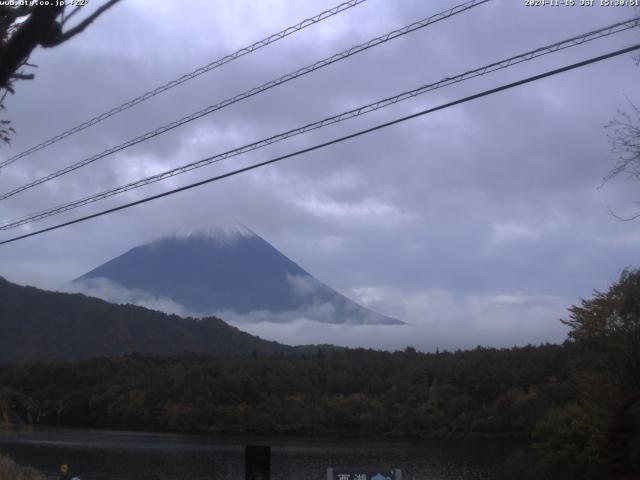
[0, 6, 64, 88]
[61, 5, 83, 27]
[605, 100, 640, 182]
[45, 0, 121, 47]
[9, 72, 34, 80]
[607, 206, 640, 222]
[0, 1, 121, 144]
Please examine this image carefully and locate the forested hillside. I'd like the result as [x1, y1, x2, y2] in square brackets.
[0, 277, 291, 362]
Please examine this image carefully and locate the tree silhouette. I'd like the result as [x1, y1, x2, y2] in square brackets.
[0, 1, 121, 144]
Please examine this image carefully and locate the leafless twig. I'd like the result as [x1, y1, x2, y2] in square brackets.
[45, 0, 121, 47]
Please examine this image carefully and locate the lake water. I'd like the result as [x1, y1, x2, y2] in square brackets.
[0, 428, 520, 480]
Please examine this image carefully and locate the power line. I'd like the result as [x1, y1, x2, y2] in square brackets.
[0, 0, 369, 170]
[2, 15, 638, 231]
[0, 0, 491, 202]
[1, 44, 637, 247]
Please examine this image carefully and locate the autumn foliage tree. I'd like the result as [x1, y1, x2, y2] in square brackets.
[499, 270, 640, 479]
[563, 269, 640, 406]
[561, 269, 640, 477]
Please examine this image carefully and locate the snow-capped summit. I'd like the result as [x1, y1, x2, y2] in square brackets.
[163, 224, 255, 247]
[73, 227, 404, 325]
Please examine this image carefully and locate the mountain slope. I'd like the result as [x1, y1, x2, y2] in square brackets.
[0, 276, 291, 362]
[74, 227, 403, 325]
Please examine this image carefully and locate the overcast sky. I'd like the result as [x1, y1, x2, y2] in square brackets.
[1, 0, 639, 351]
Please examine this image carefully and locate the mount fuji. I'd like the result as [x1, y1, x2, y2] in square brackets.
[73, 226, 404, 326]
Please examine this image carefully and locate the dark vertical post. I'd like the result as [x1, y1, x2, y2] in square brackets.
[245, 445, 270, 480]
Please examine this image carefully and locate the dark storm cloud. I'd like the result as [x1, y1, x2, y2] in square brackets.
[0, 0, 638, 350]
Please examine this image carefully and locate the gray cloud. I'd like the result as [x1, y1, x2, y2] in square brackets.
[1, 0, 639, 350]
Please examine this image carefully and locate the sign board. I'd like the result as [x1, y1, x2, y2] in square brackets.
[326, 468, 402, 480]
[246, 445, 270, 480]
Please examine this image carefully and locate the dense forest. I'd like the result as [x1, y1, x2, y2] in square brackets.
[0, 344, 571, 437]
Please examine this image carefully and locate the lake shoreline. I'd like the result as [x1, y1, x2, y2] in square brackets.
[0, 427, 525, 480]
[2, 424, 531, 442]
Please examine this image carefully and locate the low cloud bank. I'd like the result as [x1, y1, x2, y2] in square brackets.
[236, 287, 570, 351]
[70, 278, 571, 352]
[68, 278, 202, 318]
[71, 275, 401, 326]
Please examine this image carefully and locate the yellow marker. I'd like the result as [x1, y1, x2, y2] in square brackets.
[60, 464, 69, 475]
